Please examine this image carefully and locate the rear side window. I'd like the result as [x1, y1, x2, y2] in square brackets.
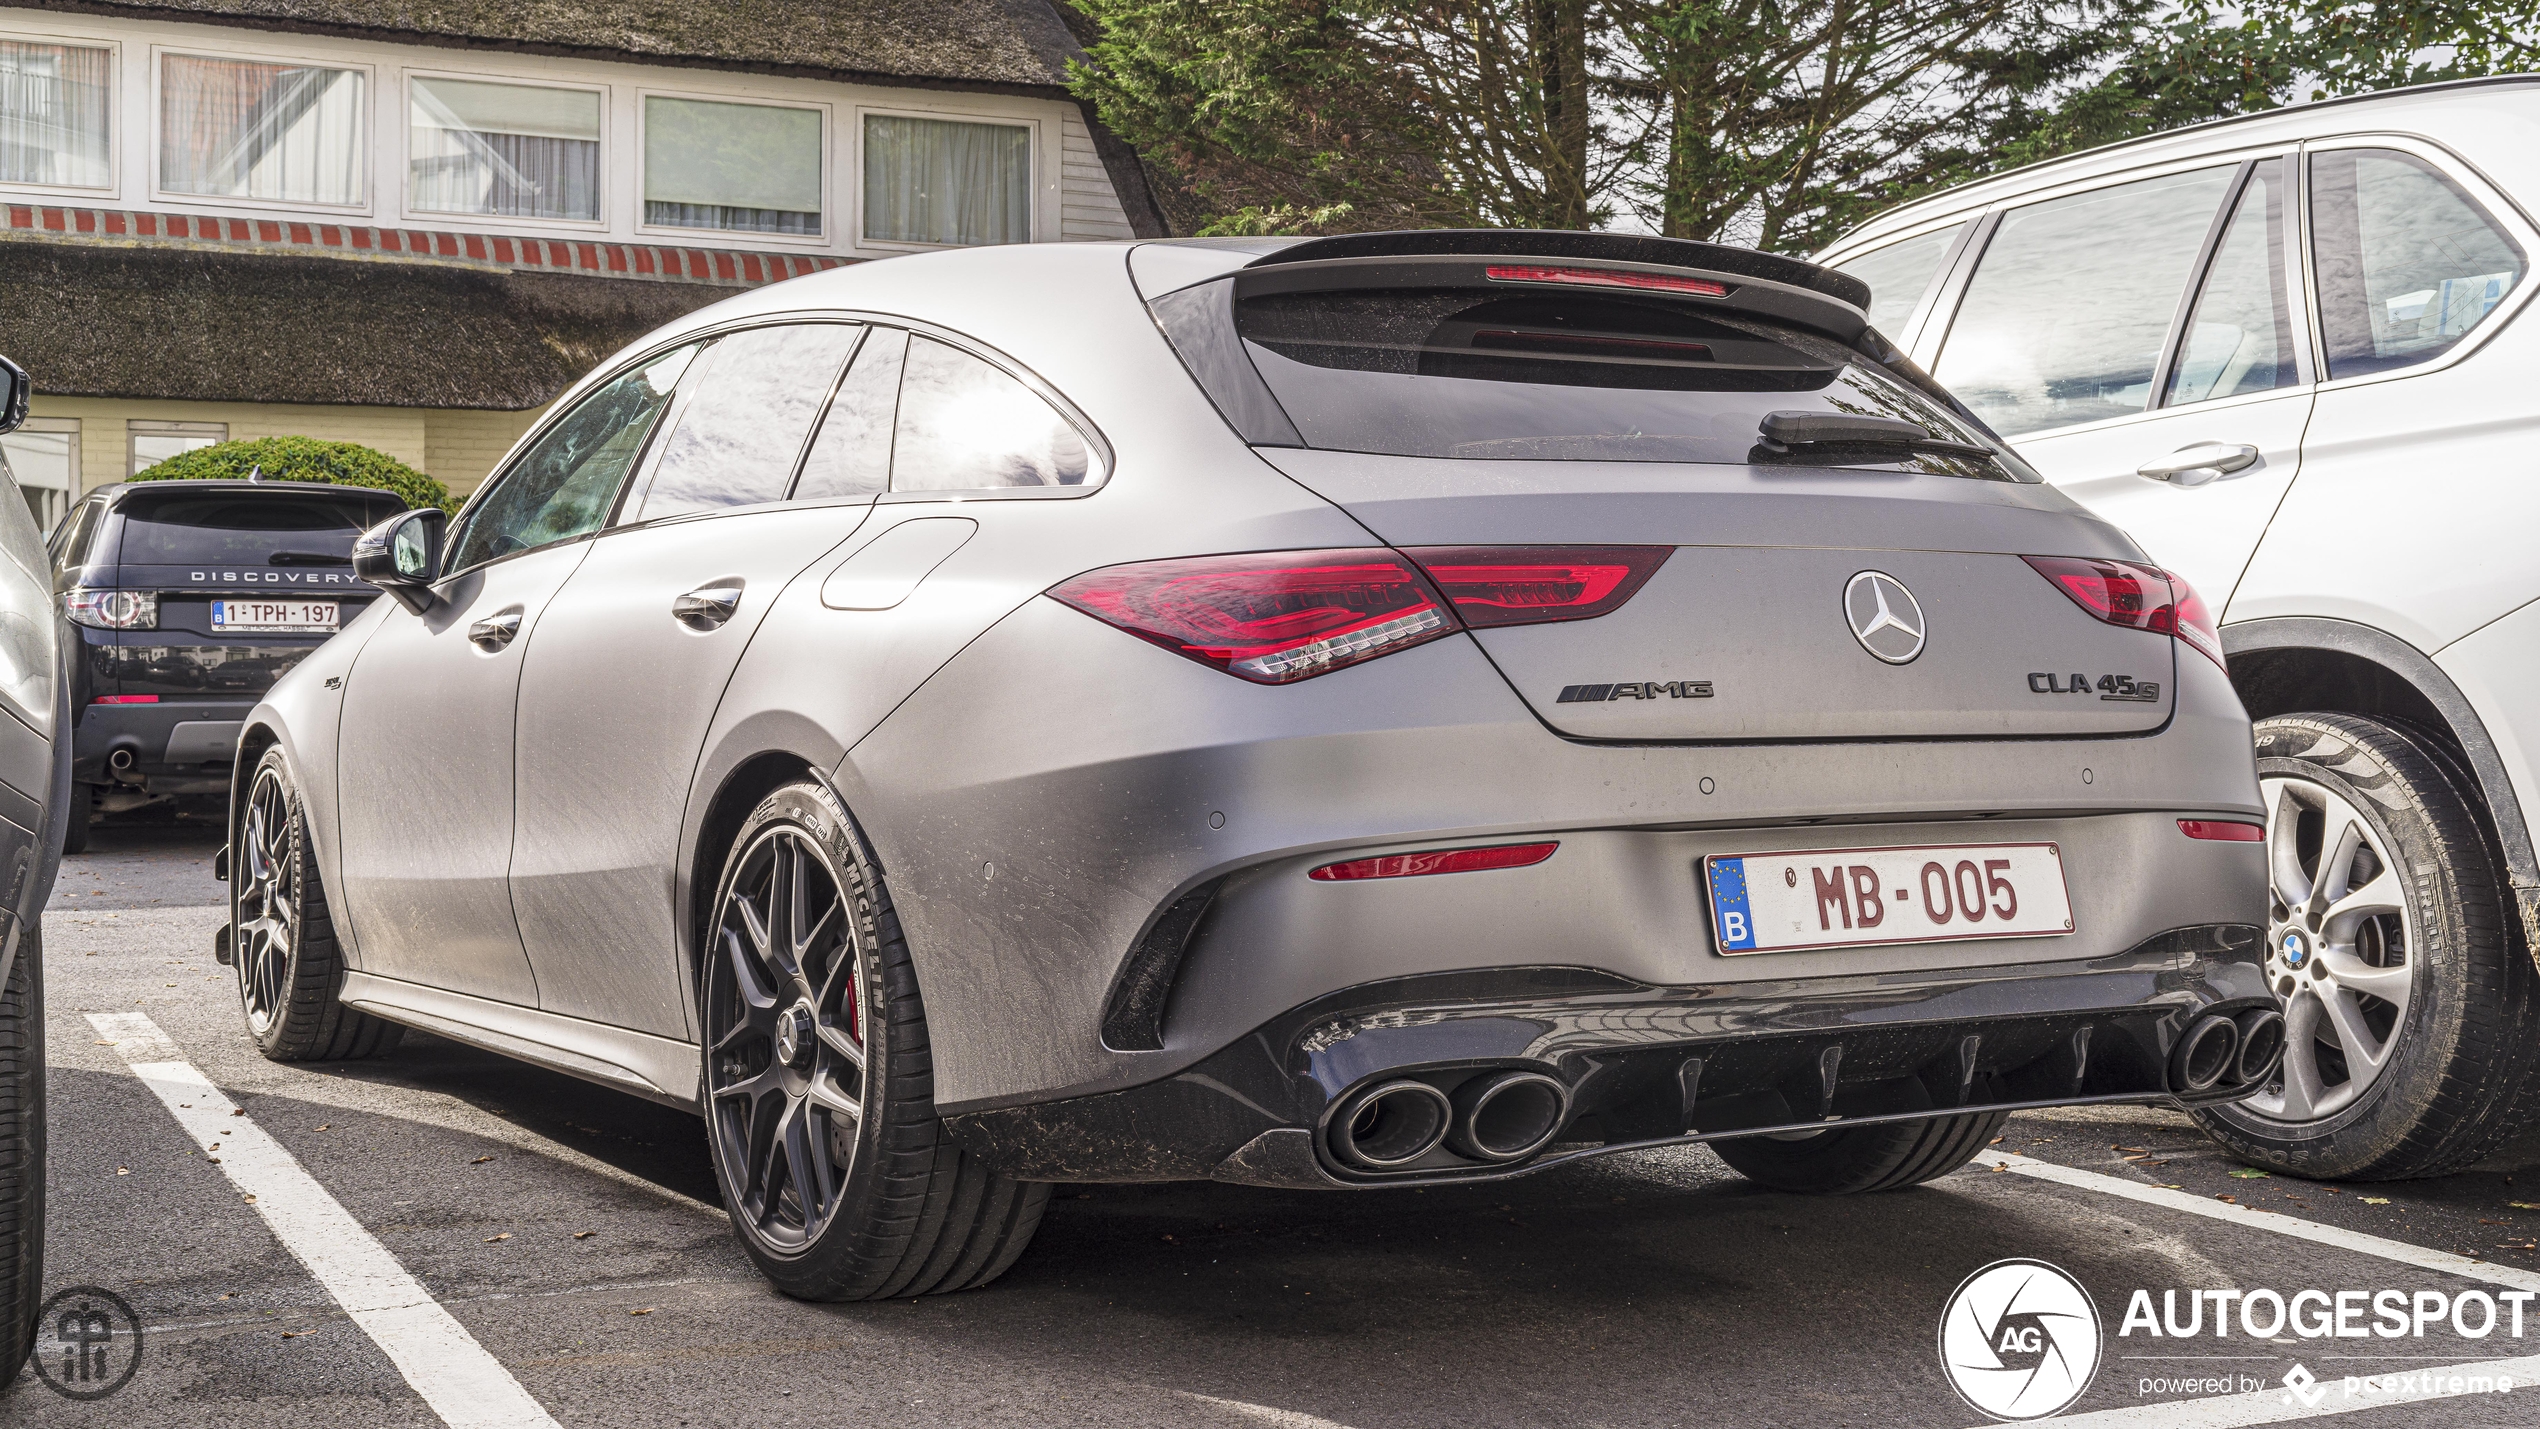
[890, 337, 1101, 492]
[1832, 222, 1965, 335]
[2311, 148, 2526, 380]
[115, 494, 403, 566]
[1232, 287, 1998, 469]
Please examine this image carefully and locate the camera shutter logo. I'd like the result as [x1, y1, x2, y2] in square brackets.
[1939, 1258, 2102, 1420]
[30, 1284, 145, 1400]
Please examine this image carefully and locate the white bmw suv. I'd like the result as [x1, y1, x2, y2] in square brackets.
[1819, 77, 2540, 1181]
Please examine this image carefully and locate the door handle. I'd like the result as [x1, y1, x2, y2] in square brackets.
[673, 583, 744, 630]
[467, 610, 522, 650]
[2136, 442, 2260, 488]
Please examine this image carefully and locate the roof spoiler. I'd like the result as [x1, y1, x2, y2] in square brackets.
[1244, 229, 1870, 312]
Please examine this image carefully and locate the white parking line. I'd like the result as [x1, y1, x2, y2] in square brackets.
[1176, 1390, 1361, 1428]
[2042, 1349, 2540, 1426]
[1986, 1152, 2540, 1292]
[88, 1012, 562, 1429]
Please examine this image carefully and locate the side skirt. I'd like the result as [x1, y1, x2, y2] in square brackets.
[339, 971, 702, 1110]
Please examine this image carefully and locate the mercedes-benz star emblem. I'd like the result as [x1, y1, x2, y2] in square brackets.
[1844, 570, 1927, 664]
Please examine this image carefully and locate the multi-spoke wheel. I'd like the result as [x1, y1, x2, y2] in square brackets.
[2194, 713, 2540, 1180]
[229, 748, 403, 1062]
[699, 778, 1048, 1300]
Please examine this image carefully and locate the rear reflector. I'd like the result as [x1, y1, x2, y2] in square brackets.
[1309, 842, 1559, 881]
[1404, 546, 1672, 628]
[92, 694, 158, 704]
[2178, 820, 2264, 842]
[1048, 550, 1452, 684]
[2023, 555, 2226, 669]
[1484, 264, 1728, 298]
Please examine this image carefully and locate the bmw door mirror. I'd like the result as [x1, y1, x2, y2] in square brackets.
[353, 508, 447, 615]
[0, 355, 26, 435]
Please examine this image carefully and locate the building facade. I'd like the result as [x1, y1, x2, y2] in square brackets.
[0, 0, 1161, 525]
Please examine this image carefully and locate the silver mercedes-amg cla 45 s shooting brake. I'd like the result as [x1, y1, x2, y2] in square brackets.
[223, 230, 2278, 1300]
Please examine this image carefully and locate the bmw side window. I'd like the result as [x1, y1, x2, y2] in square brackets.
[447, 344, 700, 573]
[793, 327, 906, 502]
[1934, 165, 2239, 436]
[627, 322, 863, 522]
[2164, 159, 2300, 407]
[1831, 221, 1966, 336]
[2310, 148, 2527, 380]
[890, 337, 1103, 493]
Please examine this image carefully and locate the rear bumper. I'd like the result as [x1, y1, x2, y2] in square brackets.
[944, 923, 2270, 1186]
[73, 698, 249, 785]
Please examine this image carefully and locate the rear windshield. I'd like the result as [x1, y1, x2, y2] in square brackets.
[1233, 287, 2006, 473]
[116, 493, 405, 566]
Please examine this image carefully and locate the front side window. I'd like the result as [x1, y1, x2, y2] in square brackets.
[447, 345, 697, 571]
[160, 53, 367, 206]
[892, 337, 1098, 492]
[630, 323, 862, 522]
[1832, 222, 1965, 336]
[863, 115, 1031, 247]
[1935, 165, 2238, 436]
[0, 39, 111, 188]
[409, 77, 601, 222]
[644, 96, 820, 235]
[2166, 159, 2298, 407]
[2311, 148, 2527, 381]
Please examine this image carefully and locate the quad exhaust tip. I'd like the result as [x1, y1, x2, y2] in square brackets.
[1329, 1080, 1453, 1169]
[2171, 1013, 2242, 1093]
[2233, 1008, 2286, 1086]
[1447, 1071, 1570, 1164]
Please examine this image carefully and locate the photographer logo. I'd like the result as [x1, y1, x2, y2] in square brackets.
[1940, 1258, 2103, 1420]
[29, 1284, 144, 1400]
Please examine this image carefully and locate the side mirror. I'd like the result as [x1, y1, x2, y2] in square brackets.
[0, 355, 26, 436]
[353, 508, 447, 615]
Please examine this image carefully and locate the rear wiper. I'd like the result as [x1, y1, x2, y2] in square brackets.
[269, 551, 353, 566]
[1756, 410, 1995, 460]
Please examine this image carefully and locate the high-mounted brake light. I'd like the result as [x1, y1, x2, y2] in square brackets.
[1404, 546, 1672, 628]
[1484, 264, 1728, 298]
[1309, 842, 1559, 881]
[2178, 820, 2264, 842]
[2023, 556, 2225, 669]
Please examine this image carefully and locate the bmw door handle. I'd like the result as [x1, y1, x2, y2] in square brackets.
[674, 583, 745, 630]
[2136, 442, 2260, 488]
[467, 610, 522, 650]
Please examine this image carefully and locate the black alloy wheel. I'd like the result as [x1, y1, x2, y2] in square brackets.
[231, 748, 403, 1062]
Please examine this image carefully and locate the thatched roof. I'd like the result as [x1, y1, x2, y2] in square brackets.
[0, 241, 722, 409]
[21, 0, 1085, 91]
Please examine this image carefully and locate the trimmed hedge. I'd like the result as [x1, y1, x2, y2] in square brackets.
[131, 436, 454, 513]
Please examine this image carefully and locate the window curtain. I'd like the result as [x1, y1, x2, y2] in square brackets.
[863, 115, 1030, 247]
[161, 54, 365, 205]
[0, 41, 111, 188]
[410, 77, 601, 221]
[643, 97, 820, 235]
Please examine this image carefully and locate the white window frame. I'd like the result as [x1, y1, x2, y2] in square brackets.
[127, 419, 225, 476]
[398, 68, 610, 233]
[0, 28, 119, 199]
[633, 86, 829, 247]
[149, 43, 375, 217]
[852, 103, 1040, 254]
[3, 416, 79, 532]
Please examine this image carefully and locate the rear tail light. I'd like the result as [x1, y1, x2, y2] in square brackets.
[92, 694, 158, 704]
[1404, 546, 1671, 628]
[2179, 819, 2264, 842]
[1309, 842, 1559, 881]
[1052, 545, 1670, 683]
[2022, 556, 2225, 669]
[64, 590, 157, 630]
[1484, 264, 1728, 298]
[1047, 550, 1453, 684]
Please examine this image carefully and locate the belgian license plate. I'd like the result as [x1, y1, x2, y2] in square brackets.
[1704, 842, 2074, 954]
[211, 599, 339, 633]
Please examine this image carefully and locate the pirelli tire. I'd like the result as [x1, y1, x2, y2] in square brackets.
[2192, 713, 2540, 1181]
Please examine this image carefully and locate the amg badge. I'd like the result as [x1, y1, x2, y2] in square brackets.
[1558, 680, 1714, 703]
[2029, 672, 2161, 702]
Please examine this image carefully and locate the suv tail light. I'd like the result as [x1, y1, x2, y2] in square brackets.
[64, 590, 157, 630]
[1051, 545, 1672, 684]
[1403, 546, 1671, 627]
[2023, 556, 2224, 669]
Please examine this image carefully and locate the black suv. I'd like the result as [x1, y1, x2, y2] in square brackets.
[52, 480, 404, 848]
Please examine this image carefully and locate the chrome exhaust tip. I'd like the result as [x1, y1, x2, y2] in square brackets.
[2232, 1008, 2286, 1086]
[2171, 1013, 2241, 1093]
[1329, 1080, 1453, 1169]
[1446, 1070, 1569, 1164]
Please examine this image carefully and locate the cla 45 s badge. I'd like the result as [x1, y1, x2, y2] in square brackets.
[2029, 672, 2161, 702]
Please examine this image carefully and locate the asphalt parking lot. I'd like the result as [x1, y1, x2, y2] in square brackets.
[15, 820, 2540, 1426]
